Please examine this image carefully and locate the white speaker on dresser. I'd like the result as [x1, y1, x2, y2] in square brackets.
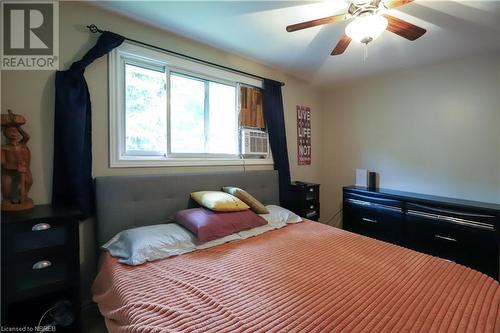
[355, 169, 368, 187]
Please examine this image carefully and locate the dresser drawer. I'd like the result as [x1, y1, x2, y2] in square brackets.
[2, 217, 77, 256]
[3, 251, 71, 302]
[344, 199, 404, 244]
[407, 203, 498, 226]
[345, 192, 403, 209]
[405, 210, 498, 277]
[343, 187, 500, 279]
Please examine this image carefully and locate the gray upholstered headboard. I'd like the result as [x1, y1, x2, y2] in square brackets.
[95, 170, 279, 245]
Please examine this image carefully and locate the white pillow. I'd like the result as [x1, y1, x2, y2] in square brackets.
[239, 206, 302, 239]
[238, 224, 276, 239]
[260, 205, 303, 227]
[102, 224, 197, 266]
[196, 233, 242, 249]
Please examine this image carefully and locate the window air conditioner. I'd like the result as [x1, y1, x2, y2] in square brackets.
[241, 128, 269, 156]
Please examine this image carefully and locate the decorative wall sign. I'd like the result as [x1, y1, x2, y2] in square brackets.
[296, 105, 311, 165]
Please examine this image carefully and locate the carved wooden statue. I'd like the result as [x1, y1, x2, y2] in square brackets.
[1, 110, 33, 211]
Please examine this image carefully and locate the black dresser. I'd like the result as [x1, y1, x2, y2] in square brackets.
[1, 205, 82, 332]
[343, 186, 500, 280]
[285, 182, 320, 221]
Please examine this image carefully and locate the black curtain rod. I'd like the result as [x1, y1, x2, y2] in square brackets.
[86, 24, 285, 87]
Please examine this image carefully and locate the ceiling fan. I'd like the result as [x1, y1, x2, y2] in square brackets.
[286, 0, 426, 56]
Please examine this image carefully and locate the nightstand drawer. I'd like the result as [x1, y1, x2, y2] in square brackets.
[4, 252, 70, 302]
[304, 186, 319, 200]
[4, 289, 79, 333]
[305, 201, 319, 212]
[2, 218, 76, 255]
[303, 201, 320, 219]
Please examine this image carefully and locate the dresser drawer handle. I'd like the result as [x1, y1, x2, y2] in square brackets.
[434, 235, 457, 243]
[309, 188, 314, 192]
[362, 217, 378, 224]
[32, 260, 52, 270]
[32, 223, 51, 231]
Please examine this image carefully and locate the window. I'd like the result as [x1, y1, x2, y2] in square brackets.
[169, 73, 237, 155]
[109, 42, 271, 167]
[125, 63, 166, 155]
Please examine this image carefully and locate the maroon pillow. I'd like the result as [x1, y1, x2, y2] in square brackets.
[174, 208, 267, 242]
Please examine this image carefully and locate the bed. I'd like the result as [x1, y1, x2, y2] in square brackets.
[92, 171, 500, 333]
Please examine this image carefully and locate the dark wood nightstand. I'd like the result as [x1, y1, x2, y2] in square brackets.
[1, 205, 82, 332]
[285, 182, 320, 221]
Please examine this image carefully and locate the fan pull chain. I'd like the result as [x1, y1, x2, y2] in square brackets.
[363, 43, 368, 62]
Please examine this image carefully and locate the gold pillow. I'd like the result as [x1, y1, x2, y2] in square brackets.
[222, 187, 269, 214]
[190, 191, 249, 212]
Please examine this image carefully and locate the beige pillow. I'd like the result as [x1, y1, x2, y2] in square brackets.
[222, 187, 269, 214]
[190, 191, 249, 212]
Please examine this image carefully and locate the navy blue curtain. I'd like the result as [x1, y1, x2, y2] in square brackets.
[52, 32, 124, 217]
[263, 79, 291, 205]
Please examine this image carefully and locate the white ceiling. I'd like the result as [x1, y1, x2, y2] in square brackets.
[95, 1, 500, 86]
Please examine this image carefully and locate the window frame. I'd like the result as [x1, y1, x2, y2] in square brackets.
[109, 41, 272, 168]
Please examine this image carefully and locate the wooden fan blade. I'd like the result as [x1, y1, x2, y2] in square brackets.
[286, 14, 347, 32]
[384, 0, 414, 9]
[384, 14, 426, 41]
[331, 35, 352, 56]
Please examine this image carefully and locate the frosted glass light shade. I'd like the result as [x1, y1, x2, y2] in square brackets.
[345, 15, 388, 44]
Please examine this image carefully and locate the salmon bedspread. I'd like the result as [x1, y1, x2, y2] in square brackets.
[92, 220, 500, 333]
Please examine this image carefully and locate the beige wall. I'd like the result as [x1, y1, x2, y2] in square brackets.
[321, 53, 500, 227]
[1, 2, 323, 305]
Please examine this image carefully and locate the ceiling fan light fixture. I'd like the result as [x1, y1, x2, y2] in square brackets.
[345, 14, 388, 44]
